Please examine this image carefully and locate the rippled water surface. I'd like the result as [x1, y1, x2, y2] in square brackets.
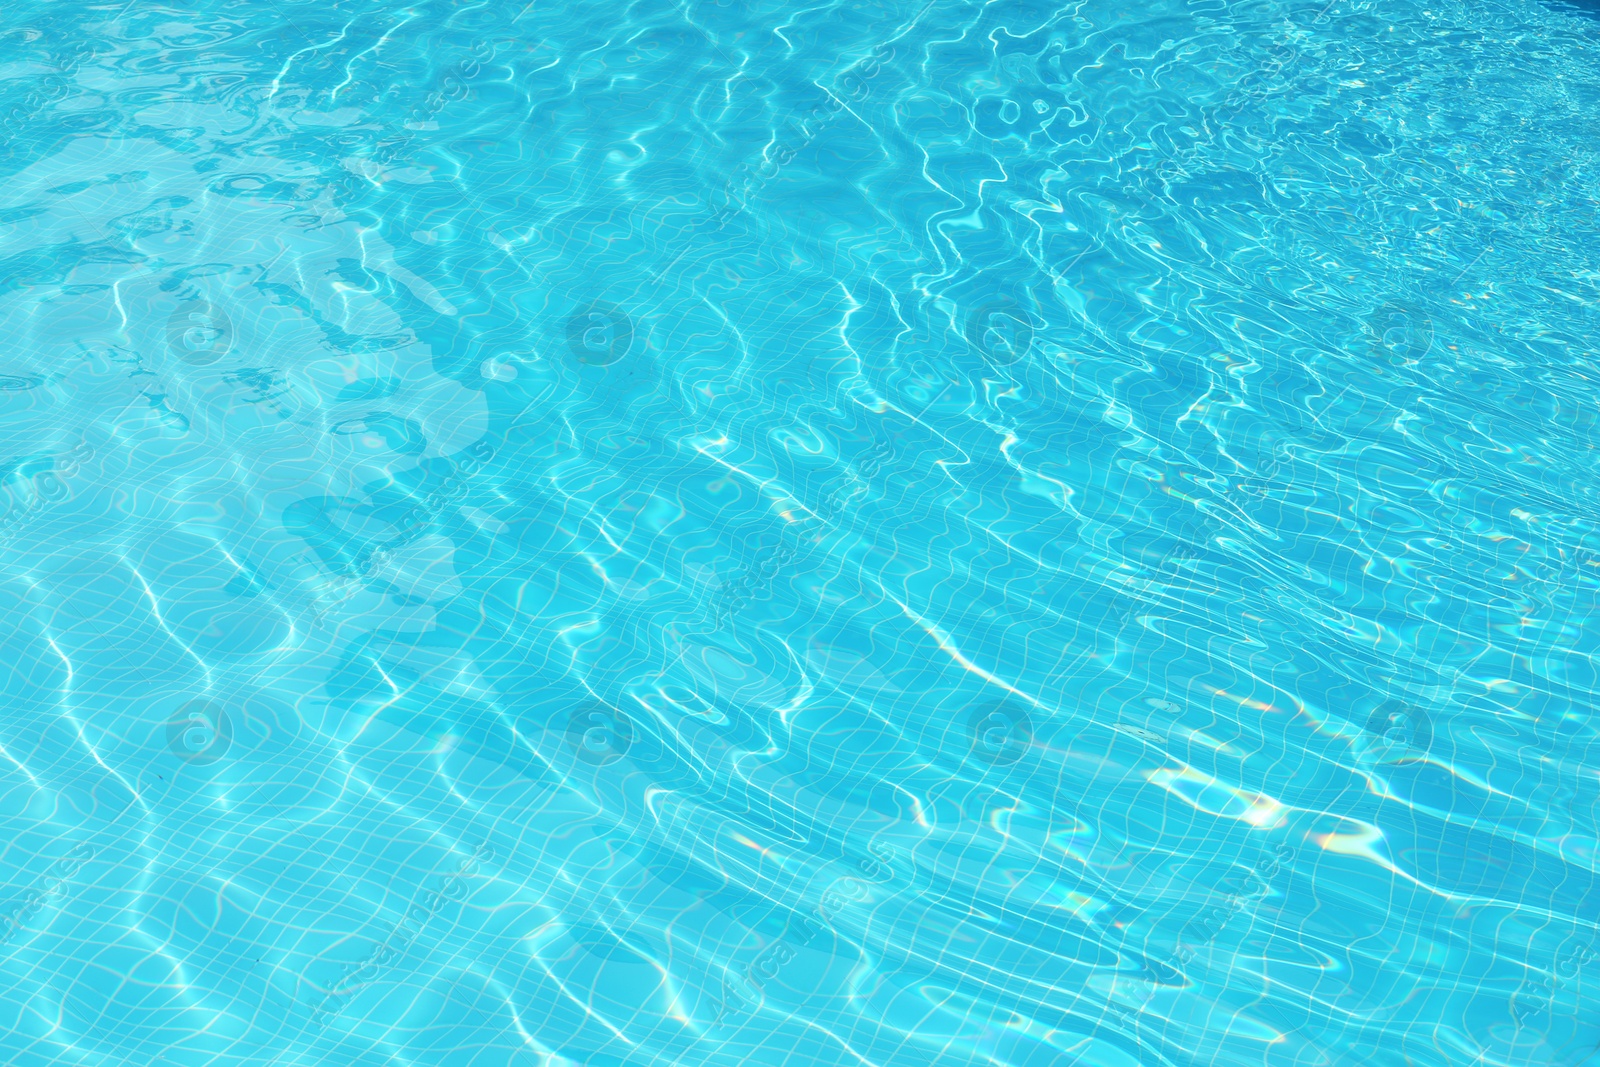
[3, 1, 1600, 1064]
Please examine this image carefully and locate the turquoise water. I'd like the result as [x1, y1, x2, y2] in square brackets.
[2, 0, 1599, 1064]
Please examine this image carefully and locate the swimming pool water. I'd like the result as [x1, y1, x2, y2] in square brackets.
[2, 0, 1599, 1065]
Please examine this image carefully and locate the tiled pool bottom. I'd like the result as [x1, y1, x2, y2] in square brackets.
[2, 0, 1600, 1065]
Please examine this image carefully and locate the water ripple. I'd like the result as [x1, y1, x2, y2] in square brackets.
[2, 0, 1600, 1065]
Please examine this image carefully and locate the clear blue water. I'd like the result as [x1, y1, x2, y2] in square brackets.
[2, 0, 1599, 1064]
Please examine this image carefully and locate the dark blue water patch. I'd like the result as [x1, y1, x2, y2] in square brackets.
[0, 238, 144, 297]
[281, 495, 391, 580]
[325, 256, 483, 383]
[1380, 775, 1596, 912]
[1547, 0, 1600, 20]
[358, 439, 498, 541]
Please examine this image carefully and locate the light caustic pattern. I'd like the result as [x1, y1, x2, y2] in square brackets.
[1, 0, 1599, 1065]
